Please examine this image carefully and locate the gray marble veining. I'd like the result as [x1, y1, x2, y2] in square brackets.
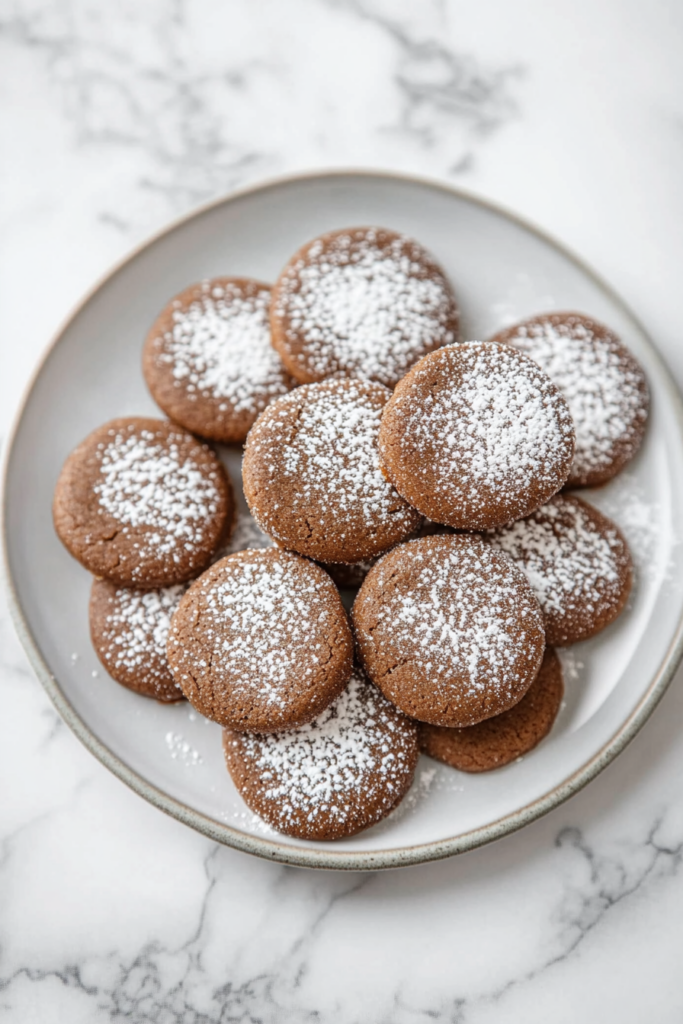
[3, 1, 683, 1021]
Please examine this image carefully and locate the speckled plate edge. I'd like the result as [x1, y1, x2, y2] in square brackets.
[4, 168, 683, 871]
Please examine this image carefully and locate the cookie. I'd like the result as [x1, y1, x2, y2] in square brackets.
[490, 312, 649, 487]
[223, 668, 419, 840]
[419, 647, 563, 772]
[89, 578, 186, 702]
[53, 417, 234, 587]
[487, 493, 632, 645]
[143, 278, 294, 444]
[270, 227, 459, 388]
[242, 378, 422, 563]
[352, 534, 546, 728]
[379, 342, 575, 531]
[167, 548, 353, 732]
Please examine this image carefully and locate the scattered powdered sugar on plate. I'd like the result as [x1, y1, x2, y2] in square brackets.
[160, 280, 290, 413]
[94, 427, 221, 562]
[558, 648, 586, 683]
[102, 584, 185, 685]
[273, 228, 458, 386]
[590, 471, 663, 575]
[165, 731, 203, 766]
[381, 765, 438, 825]
[499, 314, 648, 482]
[227, 671, 418, 834]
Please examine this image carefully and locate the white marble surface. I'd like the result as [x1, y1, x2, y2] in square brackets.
[3, 1, 683, 1020]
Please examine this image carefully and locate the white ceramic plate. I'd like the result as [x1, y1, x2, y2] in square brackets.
[4, 170, 683, 870]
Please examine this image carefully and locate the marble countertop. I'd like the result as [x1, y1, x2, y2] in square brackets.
[3, 1, 683, 1020]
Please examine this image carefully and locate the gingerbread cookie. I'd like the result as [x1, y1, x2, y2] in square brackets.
[352, 534, 546, 728]
[223, 668, 419, 840]
[419, 647, 563, 772]
[143, 278, 294, 444]
[270, 227, 459, 388]
[167, 549, 353, 732]
[242, 378, 421, 563]
[490, 312, 649, 487]
[487, 493, 632, 645]
[53, 417, 234, 587]
[89, 578, 186, 702]
[379, 342, 575, 531]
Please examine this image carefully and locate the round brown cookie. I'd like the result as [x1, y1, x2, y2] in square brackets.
[53, 417, 234, 587]
[143, 278, 295, 444]
[486, 493, 633, 646]
[242, 378, 421, 563]
[270, 226, 459, 388]
[379, 342, 575, 531]
[89, 578, 186, 702]
[419, 647, 563, 772]
[223, 668, 419, 840]
[490, 312, 649, 487]
[352, 534, 546, 728]
[167, 548, 353, 732]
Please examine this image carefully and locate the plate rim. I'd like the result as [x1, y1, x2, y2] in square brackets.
[4, 166, 683, 871]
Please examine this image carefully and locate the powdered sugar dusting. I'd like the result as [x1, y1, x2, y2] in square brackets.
[388, 342, 574, 524]
[246, 380, 419, 557]
[159, 280, 290, 413]
[487, 494, 630, 632]
[165, 731, 203, 766]
[501, 314, 648, 481]
[274, 228, 457, 386]
[172, 551, 342, 710]
[101, 585, 185, 690]
[94, 427, 221, 566]
[229, 671, 418, 832]
[363, 537, 544, 700]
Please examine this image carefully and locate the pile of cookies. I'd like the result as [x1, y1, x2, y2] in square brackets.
[53, 226, 649, 842]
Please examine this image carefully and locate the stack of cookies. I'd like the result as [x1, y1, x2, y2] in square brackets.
[53, 226, 649, 842]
